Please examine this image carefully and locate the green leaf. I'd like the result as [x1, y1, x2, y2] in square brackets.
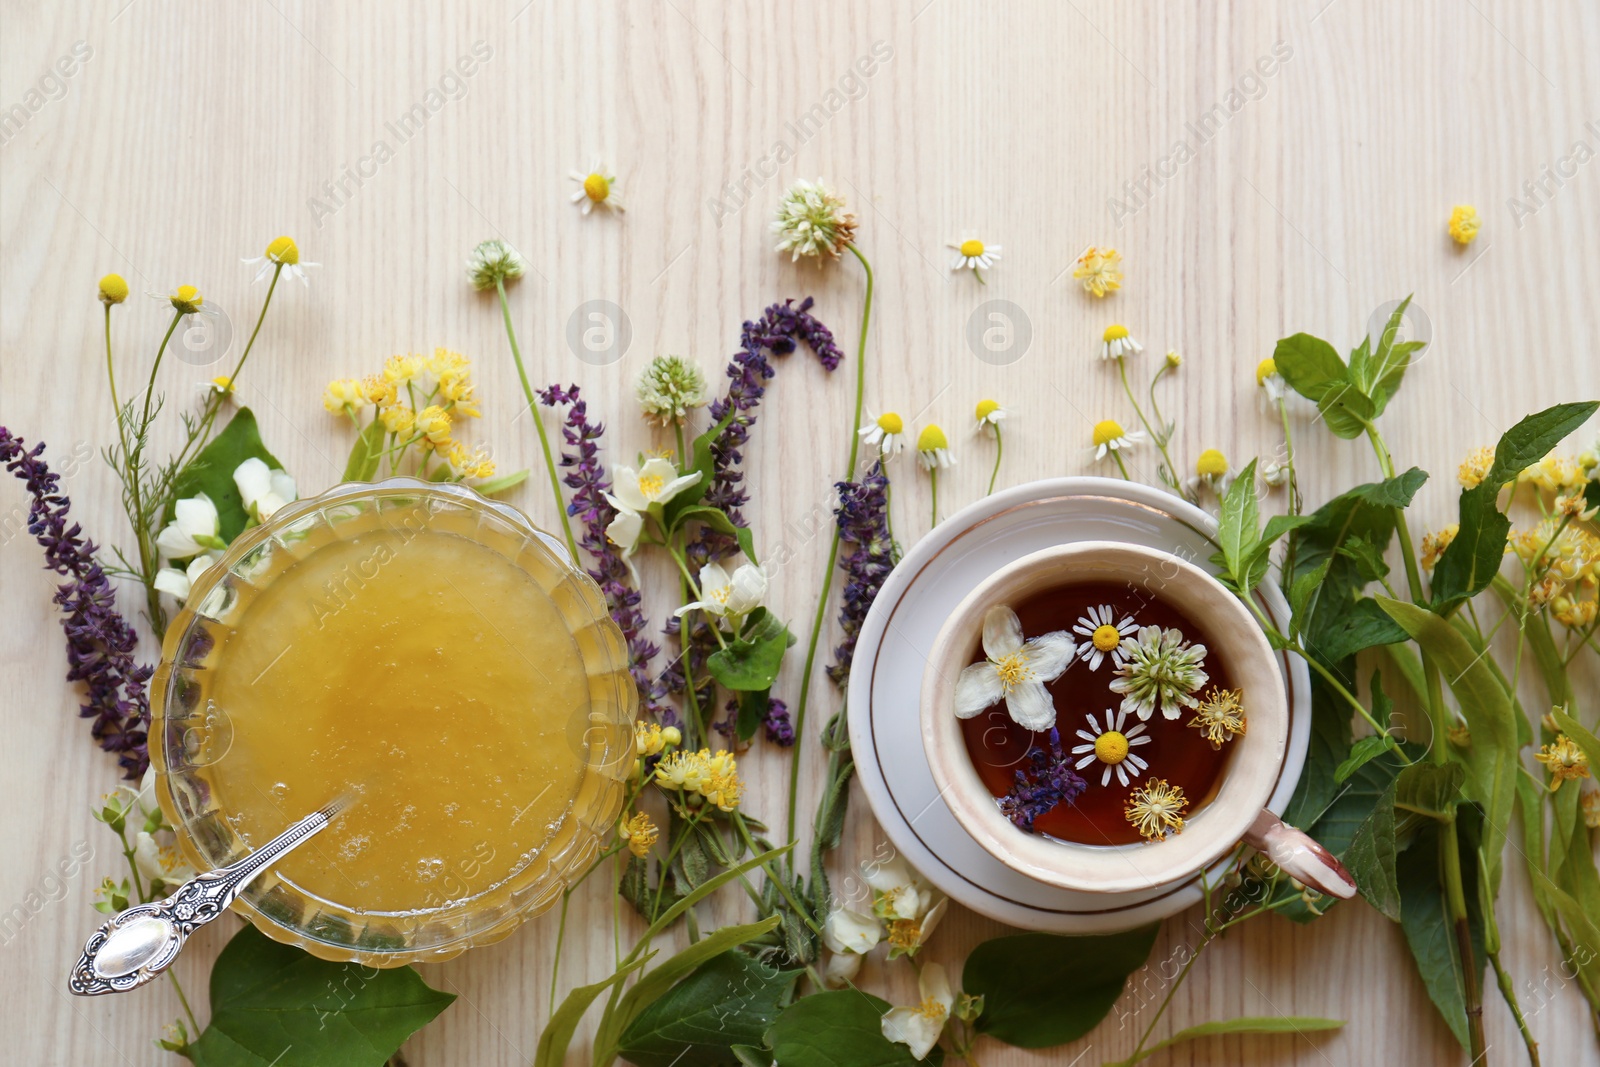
[618, 951, 799, 1067]
[662, 409, 739, 528]
[167, 408, 284, 543]
[1334, 735, 1392, 784]
[673, 505, 759, 564]
[1363, 296, 1421, 416]
[473, 468, 530, 495]
[1288, 557, 1332, 639]
[1378, 599, 1518, 892]
[341, 415, 386, 482]
[1346, 762, 1465, 922]
[184, 925, 454, 1067]
[1273, 332, 1349, 403]
[632, 846, 793, 956]
[1396, 815, 1487, 1049]
[1302, 597, 1408, 664]
[764, 991, 942, 1067]
[707, 612, 794, 695]
[1284, 671, 1356, 831]
[1216, 459, 1261, 589]
[964, 926, 1159, 1048]
[1336, 535, 1390, 583]
[1105, 1016, 1345, 1067]
[534, 954, 652, 1067]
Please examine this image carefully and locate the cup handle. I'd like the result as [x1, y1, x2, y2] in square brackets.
[1243, 810, 1358, 900]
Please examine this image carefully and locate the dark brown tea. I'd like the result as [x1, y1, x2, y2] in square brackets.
[959, 580, 1236, 845]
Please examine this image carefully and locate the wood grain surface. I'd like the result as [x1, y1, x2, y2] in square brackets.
[2, 1, 1598, 1064]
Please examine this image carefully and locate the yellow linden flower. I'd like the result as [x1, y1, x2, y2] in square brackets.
[620, 811, 658, 857]
[634, 721, 682, 758]
[361, 374, 397, 407]
[427, 347, 470, 379]
[654, 748, 743, 812]
[98, 273, 129, 306]
[1521, 455, 1586, 494]
[1535, 734, 1590, 792]
[381, 404, 416, 436]
[1124, 778, 1188, 841]
[1421, 524, 1459, 571]
[440, 373, 481, 417]
[1457, 446, 1494, 489]
[1188, 687, 1246, 750]
[323, 378, 367, 414]
[1581, 789, 1600, 830]
[384, 353, 425, 385]
[446, 442, 495, 480]
[1072, 246, 1123, 297]
[1554, 594, 1598, 630]
[1448, 205, 1480, 245]
[414, 405, 453, 448]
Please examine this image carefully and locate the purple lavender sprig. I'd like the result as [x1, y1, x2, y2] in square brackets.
[2, 428, 152, 778]
[826, 460, 895, 686]
[690, 297, 843, 567]
[712, 697, 795, 747]
[536, 385, 673, 726]
[998, 728, 1087, 833]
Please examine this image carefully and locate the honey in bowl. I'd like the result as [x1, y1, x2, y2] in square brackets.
[208, 516, 589, 912]
[959, 580, 1238, 846]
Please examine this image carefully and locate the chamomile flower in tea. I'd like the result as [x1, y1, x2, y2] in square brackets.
[954, 604, 1075, 731]
[1188, 686, 1247, 749]
[1110, 625, 1209, 721]
[1124, 778, 1189, 841]
[1071, 708, 1151, 787]
[1072, 604, 1138, 671]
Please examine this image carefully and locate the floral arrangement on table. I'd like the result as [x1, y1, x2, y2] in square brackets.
[4, 186, 1597, 1067]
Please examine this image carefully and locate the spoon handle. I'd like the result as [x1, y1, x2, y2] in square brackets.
[69, 797, 347, 996]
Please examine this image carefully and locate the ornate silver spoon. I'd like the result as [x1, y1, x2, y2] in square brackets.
[68, 795, 351, 996]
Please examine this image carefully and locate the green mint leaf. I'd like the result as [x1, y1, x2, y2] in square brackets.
[963, 926, 1159, 1048]
[1216, 458, 1262, 589]
[763, 990, 944, 1066]
[1273, 332, 1348, 401]
[185, 925, 454, 1067]
[167, 408, 284, 543]
[1364, 296, 1423, 416]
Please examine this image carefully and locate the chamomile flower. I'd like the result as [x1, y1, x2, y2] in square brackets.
[466, 239, 527, 291]
[209, 376, 234, 397]
[916, 424, 955, 470]
[1071, 708, 1150, 787]
[1109, 625, 1209, 721]
[1124, 778, 1189, 841]
[1099, 324, 1142, 362]
[1536, 735, 1590, 792]
[947, 235, 1000, 279]
[953, 604, 1076, 731]
[1189, 448, 1232, 496]
[1188, 687, 1247, 749]
[974, 399, 1007, 430]
[1256, 357, 1287, 403]
[98, 273, 129, 306]
[570, 162, 623, 215]
[1072, 604, 1139, 671]
[242, 235, 317, 285]
[1073, 246, 1123, 297]
[1091, 419, 1145, 460]
[859, 410, 907, 458]
[773, 178, 856, 262]
[1448, 204, 1481, 245]
[154, 284, 213, 317]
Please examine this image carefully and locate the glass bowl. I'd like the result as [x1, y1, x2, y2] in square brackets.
[149, 478, 636, 966]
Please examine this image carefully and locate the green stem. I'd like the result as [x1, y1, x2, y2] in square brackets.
[1112, 451, 1131, 481]
[883, 466, 897, 550]
[1441, 818, 1487, 1059]
[986, 425, 1003, 496]
[495, 277, 579, 561]
[167, 971, 200, 1036]
[785, 244, 874, 860]
[929, 469, 939, 528]
[674, 422, 688, 466]
[131, 311, 185, 631]
[1489, 950, 1542, 1066]
[1117, 356, 1184, 499]
[548, 841, 626, 1013]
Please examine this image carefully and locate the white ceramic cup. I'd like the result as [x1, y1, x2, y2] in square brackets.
[921, 541, 1356, 900]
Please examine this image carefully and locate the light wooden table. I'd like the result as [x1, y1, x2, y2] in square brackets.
[3, 2, 1598, 1064]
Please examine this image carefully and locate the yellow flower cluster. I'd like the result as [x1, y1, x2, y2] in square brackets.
[1421, 524, 1459, 571]
[324, 348, 496, 481]
[654, 748, 744, 812]
[1458, 446, 1495, 489]
[1510, 517, 1600, 623]
[620, 810, 659, 857]
[1520, 454, 1588, 495]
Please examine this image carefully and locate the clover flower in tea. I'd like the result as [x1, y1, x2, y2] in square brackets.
[1188, 686, 1247, 749]
[954, 605, 1075, 730]
[1109, 625, 1209, 721]
[1071, 708, 1151, 788]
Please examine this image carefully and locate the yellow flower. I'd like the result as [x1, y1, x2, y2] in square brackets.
[634, 721, 681, 759]
[361, 374, 397, 407]
[974, 399, 1006, 428]
[1535, 734, 1590, 792]
[1457, 446, 1494, 489]
[1188, 687, 1247, 749]
[917, 424, 954, 471]
[384, 353, 425, 385]
[1091, 418, 1145, 459]
[1554, 594, 1598, 630]
[98, 273, 129, 306]
[1521, 455, 1586, 494]
[1165, 350, 1182, 368]
[1099, 324, 1142, 361]
[414, 405, 453, 447]
[1581, 788, 1600, 830]
[265, 236, 299, 265]
[245, 235, 317, 285]
[380, 404, 416, 437]
[1448, 723, 1471, 747]
[446, 442, 496, 480]
[620, 811, 658, 857]
[209, 376, 234, 396]
[168, 285, 204, 315]
[1196, 448, 1228, 478]
[323, 378, 367, 414]
[1124, 778, 1188, 841]
[654, 748, 743, 812]
[1072, 246, 1123, 297]
[1557, 492, 1599, 522]
[1448, 205, 1480, 245]
[427, 347, 470, 379]
[1421, 524, 1459, 571]
[440, 374, 481, 417]
[570, 162, 624, 214]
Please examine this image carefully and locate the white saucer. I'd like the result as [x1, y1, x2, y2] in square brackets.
[846, 476, 1311, 933]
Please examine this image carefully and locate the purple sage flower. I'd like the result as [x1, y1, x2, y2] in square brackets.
[827, 460, 895, 686]
[998, 728, 1087, 833]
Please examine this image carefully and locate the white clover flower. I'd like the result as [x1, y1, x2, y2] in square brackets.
[242, 236, 317, 286]
[155, 494, 224, 560]
[1099, 324, 1143, 361]
[773, 178, 856, 262]
[675, 560, 766, 620]
[859, 410, 906, 458]
[1072, 604, 1139, 671]
[234, 458, 297, 522]
[635, 356, 707, 426]
[881, 963, 954, 1061]
[953, 605, 1076, 731]
[466, 239, 527, 291]
[1110, 625, 1210, 721]
[570, 162, 623, 215]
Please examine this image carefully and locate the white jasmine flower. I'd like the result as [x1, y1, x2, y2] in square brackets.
[773, 179, 857, 262]
[155, 494, 224, 560]
[862, 854, 947, 959]
[821, 907, 881, 987]
[605, 508, 644, 557]
[916, 424, 955, 471]
[153, 553, 222, 603]
[570, 162, 623, 215]
[234, 458, 297, 523]
[881, 963, 954, 1061]
[605, 457, 702, 513]
[242, 236, 316, 286]
[133, 830, 195, 887]
[948, 235, 1000, 278]
[466, 239, 527, 291]
[858, 411, 907, 458]
[1091, 419, 1146, 461]
[1110, 625, 1210, 721]
[953, 605, 1076, 731]
[1072, 604, 1139, 671]
[1071, 708, 1151, 787]
[635, 356, 707, 426]
[1099, 324, 1143, 361]
[675, 560, 766, 619]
